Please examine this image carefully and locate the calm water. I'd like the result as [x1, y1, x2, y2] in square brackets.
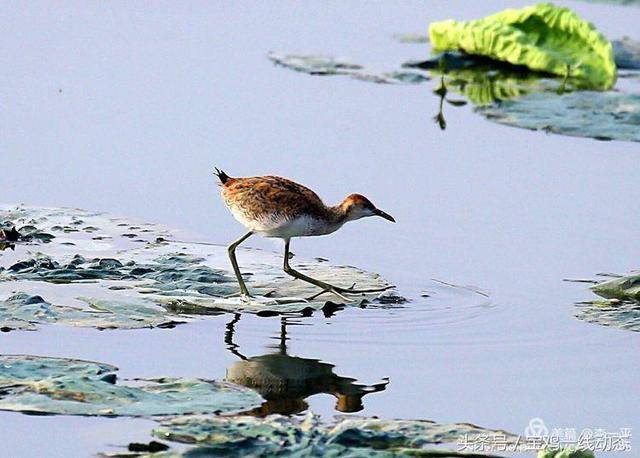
[1, 1, 639, 456]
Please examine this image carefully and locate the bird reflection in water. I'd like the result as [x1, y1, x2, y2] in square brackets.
[224, 314, 389, 416]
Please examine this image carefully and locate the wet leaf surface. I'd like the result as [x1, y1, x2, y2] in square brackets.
[268, 52, 430, 85]
[476, 91, 640, 142]
[0, 355, 263, 417]
[0, 205, 402, 329]
[150, 413, 516, 457]
[613, 37, 640, 69]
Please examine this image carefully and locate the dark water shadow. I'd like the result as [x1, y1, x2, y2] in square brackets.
[223, 314, 389, 416]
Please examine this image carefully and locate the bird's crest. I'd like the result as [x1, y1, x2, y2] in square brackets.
[213, 167, 231, 185]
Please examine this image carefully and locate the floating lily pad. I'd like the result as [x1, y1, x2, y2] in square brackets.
[151, 413, 517, 457]
[0, 205, 400, 329]
[592, 272, 640, 300]
[0, 224, 54, 244]
[268, 52, 430, 85]
[0, 355, 263, 417]
[613, 37, 640, 69]
[569, 272, 640, 332]
[0, 292, 183, 331]
[392, 32, 429, 44]
[476, 90, 640, 142]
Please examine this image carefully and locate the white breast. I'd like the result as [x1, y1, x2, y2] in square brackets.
[234, 211, 340, 239]
[226, 197, 343, 238]
[268, 215, 337, 238]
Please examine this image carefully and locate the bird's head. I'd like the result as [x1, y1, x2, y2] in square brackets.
[340, 194, 395, 223]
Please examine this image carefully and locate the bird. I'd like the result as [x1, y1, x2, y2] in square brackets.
[214, 168, 395, 300]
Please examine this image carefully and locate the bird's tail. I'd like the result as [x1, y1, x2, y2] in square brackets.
[213, 167, 231, 185]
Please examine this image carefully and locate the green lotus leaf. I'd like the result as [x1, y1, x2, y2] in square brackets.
[429, 3, 617, 89]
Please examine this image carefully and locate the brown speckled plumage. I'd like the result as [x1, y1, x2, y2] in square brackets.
[221, 175, 333, 224]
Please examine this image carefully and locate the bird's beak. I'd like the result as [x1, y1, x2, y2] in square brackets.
[374, 209, 396, 223]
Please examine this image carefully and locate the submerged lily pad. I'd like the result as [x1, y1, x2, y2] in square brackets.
[613, 37, 640, 70]
[0, 355, 263, 417]
[476, 90, 640, 142]
[268, 52, 430, 85]
[0, 205, 400, 329]
[151, 413, 517, 457]
[0, 292, 183, 331]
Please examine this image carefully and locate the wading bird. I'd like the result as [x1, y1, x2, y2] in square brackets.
[214, 168, 395, 300]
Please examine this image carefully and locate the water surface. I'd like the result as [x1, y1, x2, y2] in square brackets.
[1, 1, 639, 456]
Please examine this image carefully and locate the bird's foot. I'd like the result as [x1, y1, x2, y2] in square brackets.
[240, 292, 254, 302]
[306, 287, 354, 303]
[306, 283, 394, 302]
[334, 283, 395, 295]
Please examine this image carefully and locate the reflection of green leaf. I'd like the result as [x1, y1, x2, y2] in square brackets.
[432, 64, 552, 106]
[415, 52, 640, 142]
[575, 299, 640, 332]
[429, 3, 616, 89]
[0, 355, 263, 417]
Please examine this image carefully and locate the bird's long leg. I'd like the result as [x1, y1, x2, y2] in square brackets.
[228, 231, 253, 297]
[282, 239, 393, 300]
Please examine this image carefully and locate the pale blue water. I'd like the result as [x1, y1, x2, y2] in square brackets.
[1, 1, 639, 456]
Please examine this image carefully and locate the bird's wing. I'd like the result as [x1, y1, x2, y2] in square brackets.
[221, 176, 327, 221]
